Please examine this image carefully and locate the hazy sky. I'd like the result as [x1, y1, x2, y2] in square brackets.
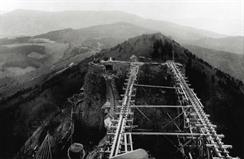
[0, 0, 243, 36]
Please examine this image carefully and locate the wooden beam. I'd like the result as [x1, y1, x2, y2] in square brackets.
[117, 105, 192, 108]
[130, 132, 206, 136]
[134, 84, 176, 89]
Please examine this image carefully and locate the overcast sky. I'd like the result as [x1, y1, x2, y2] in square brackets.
[0, 0, 243, 36]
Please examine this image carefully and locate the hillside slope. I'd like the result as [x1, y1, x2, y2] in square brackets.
[0, 33, 243, 158]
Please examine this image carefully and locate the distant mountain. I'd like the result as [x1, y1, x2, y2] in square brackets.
[0, 10, 223, 41]
[187, 36, 244, 54]
[185, 45, 244, 82]
[0, 10, 141, 37]
[35, 22, 155, 47]
[2, 10, 243, 54]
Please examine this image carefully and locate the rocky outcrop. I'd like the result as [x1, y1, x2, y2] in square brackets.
[79, 63, 106, 129]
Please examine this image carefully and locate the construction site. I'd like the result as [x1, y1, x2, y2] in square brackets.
[19, 56, 238, 159]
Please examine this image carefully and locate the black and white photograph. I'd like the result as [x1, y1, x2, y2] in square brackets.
[0, 0, 243, 159]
